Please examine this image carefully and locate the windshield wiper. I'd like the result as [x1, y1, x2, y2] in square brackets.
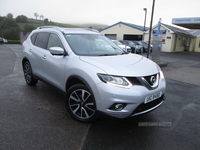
[121, 52, 128, 55]
[98, 54, 117, 56]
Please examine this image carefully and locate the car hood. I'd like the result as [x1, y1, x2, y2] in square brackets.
[80, 54, 159, 76]
[118, 45, 131, 49]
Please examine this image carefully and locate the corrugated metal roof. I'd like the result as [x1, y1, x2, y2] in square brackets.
[100, 21, 149, 32]
[161, 23, 194, 37]
[187, 30, 200, 37]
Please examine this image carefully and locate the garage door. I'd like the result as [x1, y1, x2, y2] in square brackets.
[124, 35, 142, 41]
[105, 34, 117, 40]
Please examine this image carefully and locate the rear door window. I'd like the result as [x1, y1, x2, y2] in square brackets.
[35, 32, 50, 49]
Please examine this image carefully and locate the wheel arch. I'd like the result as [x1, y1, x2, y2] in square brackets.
[65, 75, 93, 93]
[22, 57, 30, 66]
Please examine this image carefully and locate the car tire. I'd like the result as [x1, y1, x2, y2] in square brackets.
[65, 84, 96, 122]
[23, 61, 38, 86]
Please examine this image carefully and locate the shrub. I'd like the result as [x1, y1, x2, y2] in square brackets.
[16, 15, 28, 23]
[7, 40, 20, 44]
[23, 24, 35, 32]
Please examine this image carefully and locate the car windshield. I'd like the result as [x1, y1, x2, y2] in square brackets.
[113, 40, 122, 45]
[64, 34, 124, 56]
[138, 42, 142, 45]
[140, 41, 144, 44]
[127, 41, 135, 46]
[132, 41, 140, 45]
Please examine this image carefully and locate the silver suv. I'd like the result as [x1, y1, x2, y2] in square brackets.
[22, 26, 166, 122]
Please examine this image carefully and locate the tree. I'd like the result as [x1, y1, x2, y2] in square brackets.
[16, 15, 28, 23]
[34, 13, 39, 20]
[49, 21, 55, 25]
[44, 18, 49, 25]
[40, 15, 44, 20]
[0, 18, 20, 40]
[23, 24, 35, 32]
[1, 27, 20, 40]
[0, 16, 5, 22]
[7, 13, 13, 19]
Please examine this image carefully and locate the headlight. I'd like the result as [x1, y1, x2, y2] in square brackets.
[160, 71, 165, 79]
[97, 74, 133, 89]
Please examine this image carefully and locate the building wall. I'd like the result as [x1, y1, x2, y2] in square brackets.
[174, 35, 185, 52]
[194, 36, 200, 52]
[102, 22, 200, 52]
[144, 26, 197, 52]
[144, 26, 173, 52]
[170, 34, 176, 52]
[20, 32, 31, 44]
[100, 23, 143, 40]
[189, 38, 195, 52]
[174, 35, 196, 52]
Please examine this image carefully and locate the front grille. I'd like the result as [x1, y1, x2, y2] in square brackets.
[143, 74, 157, 86]
[130, 47, 135, 53]
[127, 48, 132, 53]
[126, 73, 159, 89]
[126, 77, 142, 85]
[132, 95, 165, 115]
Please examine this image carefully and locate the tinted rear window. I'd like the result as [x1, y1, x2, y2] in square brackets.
[35, 32, 50, 49]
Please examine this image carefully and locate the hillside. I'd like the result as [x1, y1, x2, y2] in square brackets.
[0, 16, 108, 41]
[17, 19, 109, 31]
[75, 23, 109, 30]
[17, 18, 83, 29]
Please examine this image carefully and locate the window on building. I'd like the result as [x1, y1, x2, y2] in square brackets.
[199, 40, 200, 48]
[161, 36, 165, 43]
[181, 37, 188, 46]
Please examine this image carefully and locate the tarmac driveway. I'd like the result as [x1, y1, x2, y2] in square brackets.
[0, 44, 199, 150]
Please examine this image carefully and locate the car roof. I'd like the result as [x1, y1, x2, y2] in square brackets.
[35, 26, 100, 34]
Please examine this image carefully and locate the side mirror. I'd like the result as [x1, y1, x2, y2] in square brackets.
[49, 47, 65, 55]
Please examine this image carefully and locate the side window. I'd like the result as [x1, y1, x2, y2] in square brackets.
[47, 33, 64, 50]
[31, 33, 38, 45]
[35, 32, 50, 49]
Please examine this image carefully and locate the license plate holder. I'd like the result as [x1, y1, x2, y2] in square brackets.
[145, 91, 162, 104]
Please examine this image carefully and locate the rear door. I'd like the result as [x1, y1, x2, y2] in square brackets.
[29, 32, 50, 78]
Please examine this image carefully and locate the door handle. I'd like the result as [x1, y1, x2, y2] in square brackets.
[28, 49, 32, 52]
[42, 55, 47, 59]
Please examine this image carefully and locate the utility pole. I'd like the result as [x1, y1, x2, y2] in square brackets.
[147, 0, 155, 58]
[143, 8, 147, 41]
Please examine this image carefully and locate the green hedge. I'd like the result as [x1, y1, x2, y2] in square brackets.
[7, 40, 21, 44]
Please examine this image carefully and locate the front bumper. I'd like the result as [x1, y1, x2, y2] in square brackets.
[131, 95, 165, 116]
[136, 47, 143, 53]
[92, 78, 166, 118]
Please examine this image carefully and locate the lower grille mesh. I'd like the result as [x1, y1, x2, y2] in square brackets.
[132, 95, 164, 115]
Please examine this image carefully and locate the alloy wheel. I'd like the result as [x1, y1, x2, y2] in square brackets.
[24, 62, 32, 84]
[69, 89, 95, 119]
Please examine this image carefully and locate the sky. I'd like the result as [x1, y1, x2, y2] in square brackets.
[1, 0, 200, 27]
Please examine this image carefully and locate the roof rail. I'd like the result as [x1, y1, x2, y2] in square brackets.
[85, 28, 100, 33]
[36, 26, 62, 31]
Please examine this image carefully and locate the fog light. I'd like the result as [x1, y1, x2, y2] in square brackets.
[115, 104, 124, 110]
[109, 103, 127, 111]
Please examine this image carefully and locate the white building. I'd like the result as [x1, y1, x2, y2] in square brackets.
[144, 23, 195, 52]
[100, 20, 200, 52]
[100, 21, 149, 41]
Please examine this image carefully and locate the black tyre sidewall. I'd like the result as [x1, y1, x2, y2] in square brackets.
[23, 61, 38, 86]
